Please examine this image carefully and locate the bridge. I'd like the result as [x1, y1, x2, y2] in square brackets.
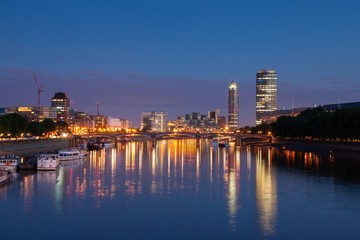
[72, 132, 272, 146]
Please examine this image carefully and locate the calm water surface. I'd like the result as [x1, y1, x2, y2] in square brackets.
[1, 139, 360, 239]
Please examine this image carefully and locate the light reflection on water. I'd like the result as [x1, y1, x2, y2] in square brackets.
[256, 147, 277, 236]
[1, 139, 360, 239]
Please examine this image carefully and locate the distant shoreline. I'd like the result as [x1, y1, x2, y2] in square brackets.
[268, 137, 360, 154]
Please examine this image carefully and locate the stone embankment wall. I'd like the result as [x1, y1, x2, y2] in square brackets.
[0, 139, 70, 156]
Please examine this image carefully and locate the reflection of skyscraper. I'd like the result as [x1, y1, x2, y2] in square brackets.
[51, 92, 70, 123]
[256, 148, 277, 236]
[226, 147, 241, 231]
[228, 80, 239, 131]
[256, 70, 277, 125]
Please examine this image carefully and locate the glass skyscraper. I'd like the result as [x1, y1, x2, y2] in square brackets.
[256, 70, 277, 125]
[228, 80, 239, 131]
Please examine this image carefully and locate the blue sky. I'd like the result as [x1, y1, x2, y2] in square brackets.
[1, 0, 359, 127]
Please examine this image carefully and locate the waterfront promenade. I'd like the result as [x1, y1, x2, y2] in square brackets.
[0, 138, 69, 156]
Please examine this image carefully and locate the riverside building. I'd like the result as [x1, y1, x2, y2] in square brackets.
[51, 92, 70, 124]
[141, 111, 168, 132]
[256, 69, 277, 125]
[228, 80, 239, 131]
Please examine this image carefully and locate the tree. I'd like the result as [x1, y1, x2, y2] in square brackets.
[42, 118, 56, 135]
[272, 107, 360, 140]
[56, 121, 69, 133]
[27, 122, 45, 136]
[0, 113, 28, 137]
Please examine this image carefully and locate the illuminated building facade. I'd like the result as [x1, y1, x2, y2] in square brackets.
[94, 115, 106, 129]
[168, 110, 226, 132]
[208, 109, 220, 125]
[228, 80, 239, 131]
[217, 116, 226, 129]
[141, 111, 168, 132]
[106, 117, 131, 130]
[5, 106, 36, 121]
[71, 111, 94, 129]
[51, 92, 70, 123]
[40, 106, 57, 121]
[256, 70, 277, 125]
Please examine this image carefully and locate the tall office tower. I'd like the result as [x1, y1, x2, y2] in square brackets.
[228, 80, 239, 131]
[51, 92, 70, 124]
[256, 69, 277, 125]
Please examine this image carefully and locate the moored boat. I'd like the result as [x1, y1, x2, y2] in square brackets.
[87, 140, 103, 150]
[0, 169, 12, 186]
[58, 148, 84, 161]
[37, 153, 60, 171]
[18, 156, 37, 170]
[0, 155, 20, 172]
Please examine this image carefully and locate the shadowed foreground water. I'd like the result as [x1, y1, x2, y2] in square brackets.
[1, 139, 360, 239]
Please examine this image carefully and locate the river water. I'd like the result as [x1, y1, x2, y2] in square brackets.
[1, 139, 360, 239]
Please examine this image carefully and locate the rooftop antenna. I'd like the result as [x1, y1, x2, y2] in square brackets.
[31, 69, 44, 110]
[291, 98, 294, 115]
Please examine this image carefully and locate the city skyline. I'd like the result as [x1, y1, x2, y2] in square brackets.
[1, 1, 360, 127]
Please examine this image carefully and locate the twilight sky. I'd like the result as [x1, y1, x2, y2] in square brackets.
[1, 0, 359, 127]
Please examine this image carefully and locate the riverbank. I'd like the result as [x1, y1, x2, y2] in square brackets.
[267, 137, 360, 154]
[0, 138, 70, 156]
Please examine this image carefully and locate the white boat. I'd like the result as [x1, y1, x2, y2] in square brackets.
[0, 155, 20, 172]
[58, 148, 84, 161]
[0, 169, 12, 186]
[37, 153, 60, 171]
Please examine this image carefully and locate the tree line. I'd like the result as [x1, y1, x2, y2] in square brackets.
[0, 113, 69, 138]
[249, 107, 360, 140]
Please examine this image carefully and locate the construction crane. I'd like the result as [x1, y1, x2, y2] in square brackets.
[31, 70, 44, 109]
